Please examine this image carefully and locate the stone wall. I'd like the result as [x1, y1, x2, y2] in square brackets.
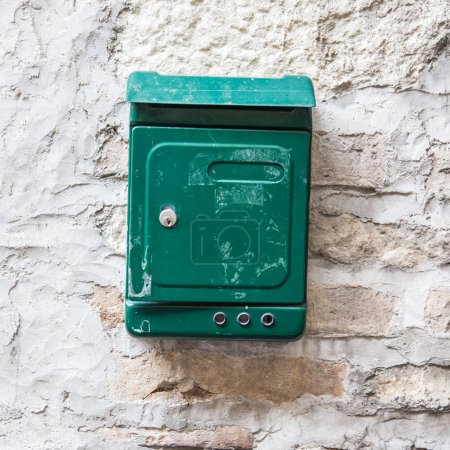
[0, 0, 449, 448]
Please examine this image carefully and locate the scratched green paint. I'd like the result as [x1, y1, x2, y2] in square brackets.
[127, 72, 315, 107]
[126, 72, 315, 340]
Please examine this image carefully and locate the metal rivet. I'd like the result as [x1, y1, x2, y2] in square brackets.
[159, 206, 177, 228]
[237, 312, 250, 327]
[261, 313, 275, 327]
[213, 312, 227, 326]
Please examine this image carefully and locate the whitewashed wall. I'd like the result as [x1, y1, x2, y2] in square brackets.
[0, 1, 449, 448]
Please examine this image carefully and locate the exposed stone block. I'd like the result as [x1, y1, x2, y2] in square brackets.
[144, 426, 254, 450]
[92, 285, 124, 329]
[111, 350, 346, 404]
[307, 285, 399, 336]
[365, 365, 450, 411]
[94, 205, 127, 255]
[427, 142, 450, 201]
[95, 130, 128, 180]
[309, 211, 450, 269]
[311, 132, 388, 188]
[426, 289, 450, 334]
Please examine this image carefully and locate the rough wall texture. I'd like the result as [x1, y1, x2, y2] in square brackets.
[0, 0, 449, 449]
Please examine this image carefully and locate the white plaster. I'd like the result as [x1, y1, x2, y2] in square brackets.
[0, 0, 449, 448]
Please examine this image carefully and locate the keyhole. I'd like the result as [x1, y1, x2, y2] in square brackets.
[159, 206, 177, 228]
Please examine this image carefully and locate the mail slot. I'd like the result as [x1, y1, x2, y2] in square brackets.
[125, 72, 315, 340]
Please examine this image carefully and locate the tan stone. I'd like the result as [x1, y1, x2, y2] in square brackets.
[95, 126, 128, 179]
[110, 350, 175, 401]
[307, 285, 399, 337]
[427, 142, 450, 201]
[111, 350, 346, 404]
[426, 289, 450, 334]
[97, 427, 136, 442]
[366, 365, 450, 410]
[144, 426, 254, 450]
[97, 425, 253, 449]
[94, 205, 127, 255]
[91, 286, 124, 330]
[309, 211, 450, 269]
[311, 132, 387, 188]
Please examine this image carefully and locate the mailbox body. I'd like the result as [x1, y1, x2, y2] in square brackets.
[126, 72, 315, 340]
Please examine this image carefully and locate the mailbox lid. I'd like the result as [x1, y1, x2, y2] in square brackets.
[127, 126, 310, 304]
[127, 72, 316, 108]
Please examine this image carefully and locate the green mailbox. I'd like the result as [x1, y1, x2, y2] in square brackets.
[125, 72, 315, 340]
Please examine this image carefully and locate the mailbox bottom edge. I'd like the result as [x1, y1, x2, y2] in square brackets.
[124, 302, 306, 341]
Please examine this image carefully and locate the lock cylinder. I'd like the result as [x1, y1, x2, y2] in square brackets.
[159, 205, 177, 228]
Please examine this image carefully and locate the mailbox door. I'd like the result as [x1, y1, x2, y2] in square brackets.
[128, 126, 310, 305]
